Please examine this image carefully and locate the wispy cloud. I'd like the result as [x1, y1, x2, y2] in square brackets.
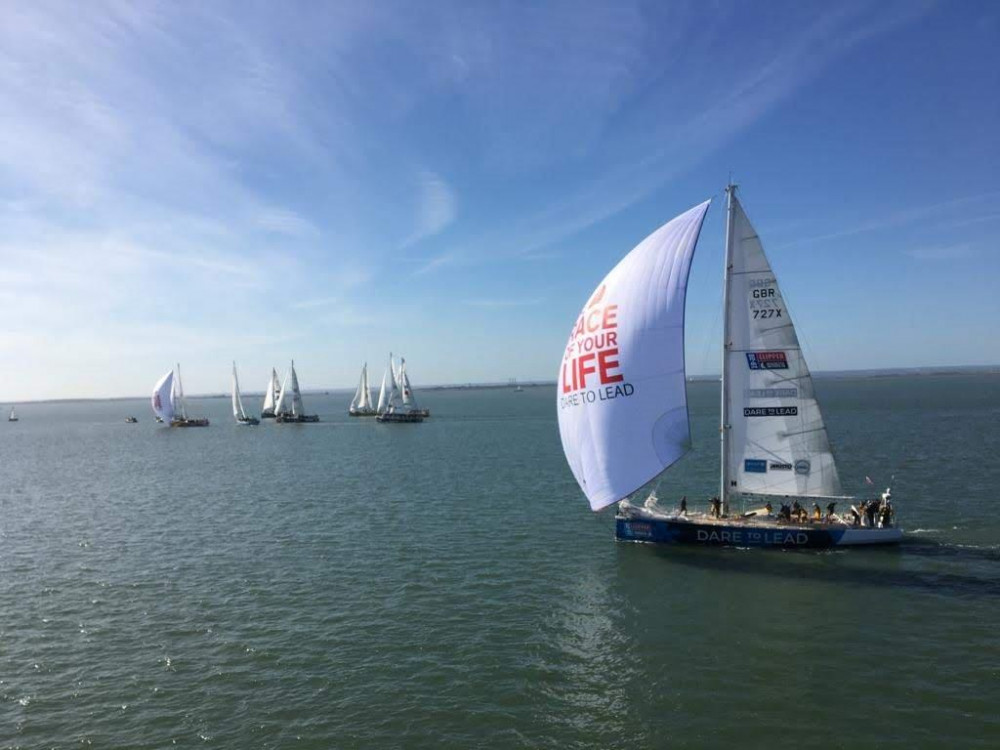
[400, 171, 457, 249]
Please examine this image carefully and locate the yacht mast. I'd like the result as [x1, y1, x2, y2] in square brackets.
[720, 183, 736, 515]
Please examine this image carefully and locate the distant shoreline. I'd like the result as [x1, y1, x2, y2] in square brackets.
[7, 365, 1000, 405]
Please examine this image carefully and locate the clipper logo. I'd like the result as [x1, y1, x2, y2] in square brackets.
[744, 406, 798, 417]
[746, 351, 788, 370]
[794, 460, 811, 476]
[744, 459, 767, 473]
[560, 285, 634, 409]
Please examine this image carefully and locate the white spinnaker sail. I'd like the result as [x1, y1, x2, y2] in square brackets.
[275, 369, 290, 415]
[262, 369, 277, 413]
[557, 200, 710, 511]
[289, 361, 304, 416]
[152, 370, 175, 422]
[724, 194, 842, 498]
[399, 359, 417, 408]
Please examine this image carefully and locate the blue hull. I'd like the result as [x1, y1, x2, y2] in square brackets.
[615, 516, 902, 549]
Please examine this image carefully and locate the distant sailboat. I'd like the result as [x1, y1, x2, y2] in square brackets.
[232, 362, 260, 426]
[151, 364, 209, 427]
[8, 406, 18, 422]
[558, 185, 901, 549]
[275, 360, 319, 423]
[376, 352, 422, 423]
[397, 357, 430, 418]
[261, 368, 280, 419]
[349, 362, 376, 416]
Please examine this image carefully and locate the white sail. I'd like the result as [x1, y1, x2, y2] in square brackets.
[174, 363, 188, 420]
[399, 359, 417, 408]
[152, 369, 175, 422]
[262, 368, 278, 414]
[289, 360, 304, 416]
[723, 192, 842, 500]
[362, 364, 372, 410]
[351, 363, 370, 411]
[232, 362, 248, 420]
[275, 368, 290, 415]
[557, 201, 711, 511]
[376, 353, 395, 414]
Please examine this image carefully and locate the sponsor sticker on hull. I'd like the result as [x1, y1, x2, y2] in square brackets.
[746, 351, 789, 370]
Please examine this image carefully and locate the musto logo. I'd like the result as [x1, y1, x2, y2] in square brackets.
[560, 289, 634, 409]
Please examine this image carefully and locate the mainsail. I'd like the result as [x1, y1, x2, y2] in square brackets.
[152, 369, 175, 422]
[275, 369, 290, 415]
[722, 190, 842, 500]
[399, 358, 417, 408]
[557, 201, 711, 511]
[351, 363, 373, 412]
[262, 368, 279, 414]
[377, 353, 398, 414]
[289, 361, 304, 416]
[174, 363, 188, 420]
[232, 362, 248, 420]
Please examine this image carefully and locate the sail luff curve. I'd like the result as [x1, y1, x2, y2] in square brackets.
[557, 200, 711, 511]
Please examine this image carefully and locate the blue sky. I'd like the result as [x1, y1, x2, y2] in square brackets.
[1, 0, 997, 400]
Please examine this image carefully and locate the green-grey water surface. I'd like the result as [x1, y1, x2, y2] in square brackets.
[1, 375, 998, 748]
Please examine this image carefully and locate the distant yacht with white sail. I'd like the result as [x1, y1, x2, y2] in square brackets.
[348, 362, 376, 416]
[376, 352, 423, 423]
[151, 365, 209, 427]
[558, 185, 901, 549]
[260, 368, 280, 419]
[8, 406, 18, 422]
[232, 362, 259, 426]
[397, 357, 430, 418]
[274, 360, 319, 423]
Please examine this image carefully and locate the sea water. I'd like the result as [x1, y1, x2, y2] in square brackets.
[1, 374, 997, 747]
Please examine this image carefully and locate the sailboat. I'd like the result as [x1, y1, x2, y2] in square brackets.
[274, 360, 319, 423]
[348, 362, 376, 416]
[151, 370, 174, 423]
[557, 185, 902, 548]
[376, 352, 423, 423]
[232, 362, 260, 425]
[260, 368, 280, 419]
[8, 406, 18, 422]
[397, 357, 430, 418]
[159, 363, 210, 427]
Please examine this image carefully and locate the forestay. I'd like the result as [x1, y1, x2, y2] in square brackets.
[723, 194, 842, 499]
[557, 200, 710, 511]
[152, 370, 175, 422]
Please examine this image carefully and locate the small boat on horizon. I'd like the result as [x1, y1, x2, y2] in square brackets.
[8, 406, 18, 422]
[125, 416, 138, 423]
[274, 360, 319, 423]
[557, 184, 902, 549]
[348, 362, 376, 417]
[232, 362, 260, 426]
